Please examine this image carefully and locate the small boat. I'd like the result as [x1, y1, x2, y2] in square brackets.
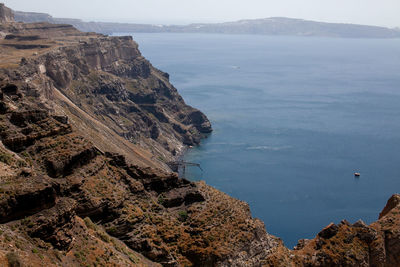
[354, 172, 361, 177]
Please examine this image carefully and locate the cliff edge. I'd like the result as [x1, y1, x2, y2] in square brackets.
[0, 8, 279, 266]
[0, 16, 211, 170]
[0, 3, 13, 23]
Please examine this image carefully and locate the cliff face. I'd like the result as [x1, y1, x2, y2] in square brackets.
[0, 16, 280, 267]
[38, 36, 212, 161]
[0, 4, 13, 23]
[0, 71, 278, 266]
[264, 194, 400, 267]
[0, 20, 211, 169]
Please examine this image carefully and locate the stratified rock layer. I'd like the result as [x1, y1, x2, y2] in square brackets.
[0, 80, 278, 266]
[0, 4, 14, 23]
[0, 14, 279, 267]
[0, 20, 211, 169]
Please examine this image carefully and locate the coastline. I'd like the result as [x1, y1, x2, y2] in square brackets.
[1, 4, 400, 265]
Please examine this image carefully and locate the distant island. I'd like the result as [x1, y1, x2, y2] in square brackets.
[13, 9, 400, 38]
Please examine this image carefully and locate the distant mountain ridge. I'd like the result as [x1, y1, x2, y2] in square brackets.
[13, 9, 400, 38]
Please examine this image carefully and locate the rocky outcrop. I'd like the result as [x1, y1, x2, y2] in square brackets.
[263, 194, 400, 266]
[0, 3, 14, 23]
[379, 194, 400, 219]
[0, 80, 277, 265]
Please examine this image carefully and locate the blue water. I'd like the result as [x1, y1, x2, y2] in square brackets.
[123, 33, 400, 247]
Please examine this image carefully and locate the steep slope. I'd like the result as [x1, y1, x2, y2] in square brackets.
[0, 76, 279, 266]
[38, 36, 212, 162]
[0, 3, 13, 23]
[0, 18, 211, 170]
[0, 15, 279, 267]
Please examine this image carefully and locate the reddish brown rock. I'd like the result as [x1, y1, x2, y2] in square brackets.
[379, 194, 400, 219]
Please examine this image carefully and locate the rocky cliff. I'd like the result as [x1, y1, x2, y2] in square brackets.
[0, 11, 280, 267]
[264, 194, 400, 267]
[0, 19, 211, 169]
[1, 4, 400, 267]
[0, 3, 13, 23]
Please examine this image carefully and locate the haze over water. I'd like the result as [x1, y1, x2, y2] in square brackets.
[125, 33, 400, 247]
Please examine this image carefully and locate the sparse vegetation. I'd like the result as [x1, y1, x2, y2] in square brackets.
[107, 226, 117, 235]
[157, 194, 165, 205]
[21, 151, 30, 158]
[4, 234, 12, 242]
[178, 210, 188, 222]
[21, 217, 35, 228]
[6, 252, 22, 267]
[16, 160, 27, 168]
[84, 217, 96, 230]
[97, 230, 111, 243]
[0, 151, 13, 165]
[127, 252, 138, 263]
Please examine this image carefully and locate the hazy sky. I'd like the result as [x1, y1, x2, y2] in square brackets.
[3, 0, 400, 27]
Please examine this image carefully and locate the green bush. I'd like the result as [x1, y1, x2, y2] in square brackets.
[178, 210, 188, 222]
[83, 217, 96, 230]
[6, 252, 22, 267]
[157, 194, 165, 205]
[0, 151, 13, 164]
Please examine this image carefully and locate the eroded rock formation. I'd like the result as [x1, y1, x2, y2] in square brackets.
[264, 194, 400, 266]
[0, 3, 14, 23]
[0, 79, 278, 266]
[0, 10, 279, 266]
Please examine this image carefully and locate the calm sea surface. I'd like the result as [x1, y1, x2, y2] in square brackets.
[122, 33, 400, 247]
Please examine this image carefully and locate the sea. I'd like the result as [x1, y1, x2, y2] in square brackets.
[118, 33, 400, 248]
